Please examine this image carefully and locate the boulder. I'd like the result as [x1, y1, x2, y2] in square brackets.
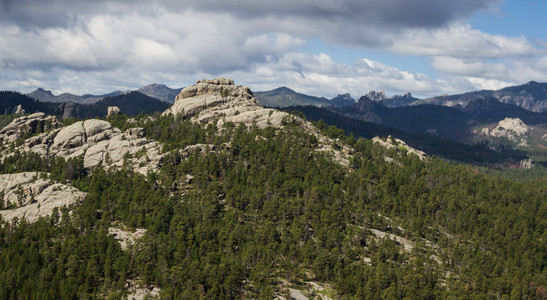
[519, 158, 534, 169]
[14, 104, 25, 115]
[52, 121, 85, 150]
[108, 106, 121, 116]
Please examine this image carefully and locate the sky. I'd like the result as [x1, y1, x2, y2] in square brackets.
[1, 0, 546, 99]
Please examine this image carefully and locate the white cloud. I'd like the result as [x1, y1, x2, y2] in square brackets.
[1, 0, 546, 100]
[464, 77, 513, 91]
[227, 52, 446, 98]
[392, 23, 538, 59]
[430, 55, 547, 86]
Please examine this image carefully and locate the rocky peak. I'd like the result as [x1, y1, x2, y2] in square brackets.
[164, 78, 288, 129]
[33, 88, 54, 96]
[366, 90, 387, 101]
[333, 93, 353, 101]
[329, 93, 355, 107]
[137, 84, 181, 103]
[354, 96, 373, 111]
[175, 78, 253, 101]
[165, 78, 353, 166]
[27, 88, 56, 102]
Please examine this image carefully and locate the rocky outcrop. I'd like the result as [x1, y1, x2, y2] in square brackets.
[14, 104, 25, 115]
[2, 79, 352, 174]
[372, 135, 427, 161]
[125, 280, 160, 300]
[164, 78, 353, 167]
[163, 78, 289, 129]
[108, 106, 121, 116]
[366, 91, 387, 102]
[519, 158, 534, 169]
[481, 117, 529, 147]
[0, 172, 86, 223]
[1, 116, 163, 174]
[0, 112, 60, 144]
[366, 91, 416, 107]
[108, 227, 146, 250]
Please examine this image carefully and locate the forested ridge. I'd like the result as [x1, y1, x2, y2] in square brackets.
[0, 113, 545, 299]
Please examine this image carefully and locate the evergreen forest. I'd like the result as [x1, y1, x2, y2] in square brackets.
[0, 113, 545, 299]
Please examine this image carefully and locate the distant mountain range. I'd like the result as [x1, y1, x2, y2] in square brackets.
[255, 81, 547, 113]
[329, 95, 547, 142]
[27, 88, 124, 105]
[137, 84, 182, 103]
[26, 84, 182, 105]
[254, 87, 355, 107]
[415, 81, 547, 112]
[3, 80, 547, 166]
[24, 80, 547, 113]
[362, 90, 419, 107]
[1, 91, 169, 118]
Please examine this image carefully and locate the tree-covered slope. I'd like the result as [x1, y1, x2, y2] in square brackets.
[0, 112, 545, 299]
[284, 105, 528, 166]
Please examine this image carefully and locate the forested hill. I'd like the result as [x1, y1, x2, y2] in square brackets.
[0, 79, 545, 299]
[284, 105, 528, 166]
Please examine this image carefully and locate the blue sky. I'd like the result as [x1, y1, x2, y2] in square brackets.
[470, 0, 547, 39]
[0, 0, 546, 99]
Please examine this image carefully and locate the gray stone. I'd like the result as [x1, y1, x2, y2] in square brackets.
[14, 104, 25, 115]
[1, 114, 163, 174]
[108, 227, 146, 250]
[0, 113, 47, 143]
[108, 106, 121, 116]
[481, 117, 529, 147]
[52, 121, 85, 149]
[164, 78, 287, 129]
[519, 158, 534, 169]
[373, 135, 427, 161]
[0, 172, 86, 223]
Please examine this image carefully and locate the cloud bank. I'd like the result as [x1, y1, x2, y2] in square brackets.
[0, 0, 545, 97]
